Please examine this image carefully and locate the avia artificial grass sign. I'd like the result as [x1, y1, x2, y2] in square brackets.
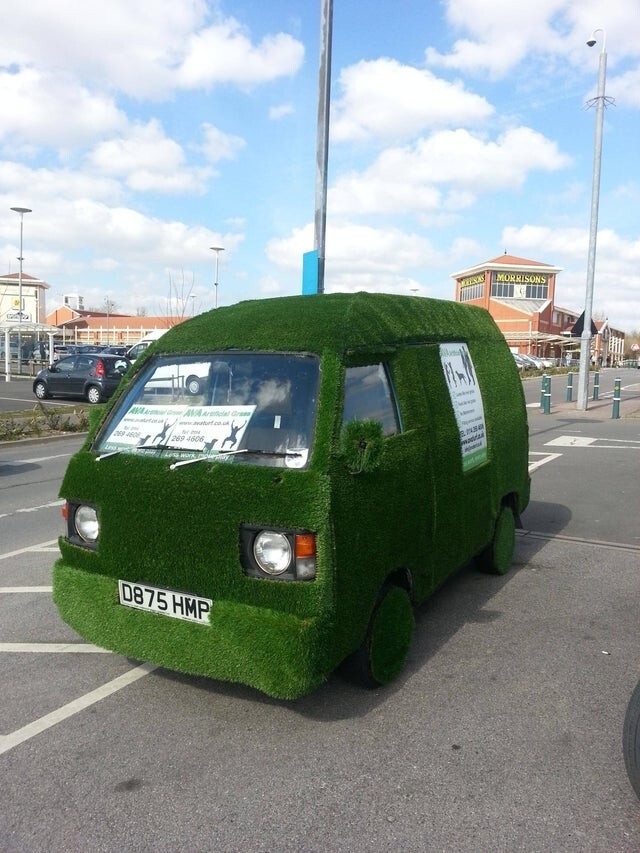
[53, 292, 530, 699]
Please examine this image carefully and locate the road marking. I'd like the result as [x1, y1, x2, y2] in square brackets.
[528, 452, 562, 472]
[0, 663, 157, 756]
[0, 452, 73, 466]
[545, 435, 640, 449]
[0, 539, 58, 561]
[518, 528, 640, 554]
[546, 436, 596, 447]
[0, 643, 111, 653]
[0, 586, 52, 593]
[0, 499, 65, 522]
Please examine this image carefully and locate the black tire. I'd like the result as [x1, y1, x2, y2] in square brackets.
[346, 584, 414, 688]
[34, 381, 49, 400]
[86, 385, 102, 404]
[476, 505, 516, 575]
[185, 375, 202, 395]
[623, 679, 640, 799]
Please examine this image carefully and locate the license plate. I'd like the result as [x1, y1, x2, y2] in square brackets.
[118, 580, 212, 625]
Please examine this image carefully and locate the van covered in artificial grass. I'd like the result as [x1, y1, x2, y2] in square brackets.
[53, 292, 529, 699]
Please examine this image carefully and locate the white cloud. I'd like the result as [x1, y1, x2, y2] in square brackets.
[269, 103, 295, 120]
[201, 124, 246, 162]
[426, 0, 640, 77]
[330, 127, 570, 216]
[86, 120, 212, 194]
[177, 20, 304, 89]
[0, 68, 126, 149]
[0, 161, 121, 204]
[266, 221, 440, 292]
[502, 223, 640, 330]
[0, 3, 304, 100]
[332, 58, 493, 143]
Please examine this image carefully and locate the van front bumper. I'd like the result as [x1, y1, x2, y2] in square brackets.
[53, 561, 333, 700]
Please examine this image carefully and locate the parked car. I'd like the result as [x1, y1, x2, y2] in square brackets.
[52, 344, 80, 361]
[77, 344, 108, 354]
[101, 345, 129, 356]
[33, 353, 131, 404]
[512, 353, 531, 371]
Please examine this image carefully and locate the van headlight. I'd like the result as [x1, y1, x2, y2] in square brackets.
[253, 532, 291, 575]
[64, 501, 99, 548]
[241, 526, 317, 581]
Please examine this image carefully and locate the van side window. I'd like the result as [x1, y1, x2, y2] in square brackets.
[342, 364, 400, 436]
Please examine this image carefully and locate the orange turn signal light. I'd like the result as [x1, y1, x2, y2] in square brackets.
[295, 533, 316, 558]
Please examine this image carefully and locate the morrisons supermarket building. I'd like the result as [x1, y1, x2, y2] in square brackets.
[452, 254, 624, 366]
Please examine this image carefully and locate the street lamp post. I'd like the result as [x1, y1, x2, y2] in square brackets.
[314, 0, 333, 294]
[210, 246, 224, 309]
[576, 29, 607, 411]
[10, 206, 32, 376]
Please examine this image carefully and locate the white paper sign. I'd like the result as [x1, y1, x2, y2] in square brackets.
[103, 404, 256, 456]
[439, 343, 487, 472]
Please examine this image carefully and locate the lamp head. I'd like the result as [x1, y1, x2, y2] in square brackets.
[586, 38, 597, 47]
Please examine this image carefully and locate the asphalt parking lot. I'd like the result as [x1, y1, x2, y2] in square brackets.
[0, 372, 639, 851]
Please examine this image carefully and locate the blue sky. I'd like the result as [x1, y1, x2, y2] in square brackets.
[1, 0, 639, 332]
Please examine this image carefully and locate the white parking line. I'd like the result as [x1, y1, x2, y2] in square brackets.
[0, 539, 58, 560]
[0, 586, 52, 593]
[528, 452, 562, 472]
[0, 502, 64, 522]
[0, 663, 157, 756]
[0, 453, 72, 466]
[0, 643, 111, 653]
[545, 435, 640, 449]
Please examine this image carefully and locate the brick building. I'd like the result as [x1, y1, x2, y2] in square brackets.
[451, 254, 625, 365]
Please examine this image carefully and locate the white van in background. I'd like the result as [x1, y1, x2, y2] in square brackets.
[126, 329, 168, 362]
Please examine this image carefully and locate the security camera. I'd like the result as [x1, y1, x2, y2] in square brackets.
[586, 38, 597, 47]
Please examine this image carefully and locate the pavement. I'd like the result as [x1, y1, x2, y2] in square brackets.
[546, 396, 640, 420]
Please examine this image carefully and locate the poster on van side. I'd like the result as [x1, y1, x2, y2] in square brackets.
[439, 343, 487, 472]
[101, 404, 256, 457]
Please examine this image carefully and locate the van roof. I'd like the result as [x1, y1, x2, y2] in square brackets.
[155, 292, 503, 356]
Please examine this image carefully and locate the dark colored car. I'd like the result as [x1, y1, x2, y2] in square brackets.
[33, 353, 131, 404]
[77, 344, 109, 354]
[52, 344, 80, 361]
[101, 345, 129, 356]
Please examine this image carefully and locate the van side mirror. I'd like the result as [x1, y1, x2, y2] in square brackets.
[339, 419, 385, 474]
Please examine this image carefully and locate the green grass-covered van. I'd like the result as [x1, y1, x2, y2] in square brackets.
[53, 292, 530, 699]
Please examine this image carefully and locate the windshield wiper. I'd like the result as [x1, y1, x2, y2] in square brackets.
[241, 449, 303, 458]
[95, 450, 121, 462]
[169, 448, 248, 470]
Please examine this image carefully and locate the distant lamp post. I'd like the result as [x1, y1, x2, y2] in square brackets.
[190, 294, 196, 317]
[210, 246, 224, 309]
[10, 206, 32, 376]
[577, 29, 608, 411]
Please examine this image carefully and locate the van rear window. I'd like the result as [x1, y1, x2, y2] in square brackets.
[94, 352, 320, 469]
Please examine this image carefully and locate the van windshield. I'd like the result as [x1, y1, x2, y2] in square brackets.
[94, 352, 320, 469]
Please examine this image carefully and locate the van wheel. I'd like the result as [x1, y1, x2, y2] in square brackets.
[34, 381, 49, 400]
[476, 505, 516, 575]
[185, 375, 202, 395]
[86, 385, 102, 404]
[623, 679, 640, 799]
[347, 584, 414, 688]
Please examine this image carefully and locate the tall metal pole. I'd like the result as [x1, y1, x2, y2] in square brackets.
[10, 206, 32, 376]
[314, 0, 333, 294]
[576, 30, 607, 410]
[210, 246, 224, 309]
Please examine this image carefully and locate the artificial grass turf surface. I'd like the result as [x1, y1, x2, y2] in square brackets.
[54, 292, 530, 698]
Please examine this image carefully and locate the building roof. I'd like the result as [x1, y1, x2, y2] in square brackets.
[0, 272, 49, 288]
[492, 298, 551, 316]
[486, 254, 551, 267]
[451, 254, 563, 279]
